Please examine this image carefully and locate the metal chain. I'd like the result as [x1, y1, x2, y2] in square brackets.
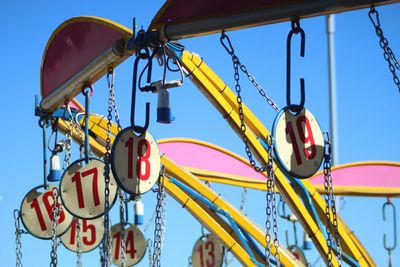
[220, 32, 280, 112]
[107, 70, 123, 131]
[63, 102, 74, 170]
[147, 239, 153, 267]
[152, 171, 166, 267]
[102, 77, 114, 267]
[265, 135, 280, 267]
[75, 219, 83, 267]
[323, 133, 342, 267]
[50, 188, 61, 267]
[14, 209, 24, 267]
[239, 187, 247, 214]
[118, 190, 127, 267]
[220, 32, 267, 173]
[368, 5, 400, 92]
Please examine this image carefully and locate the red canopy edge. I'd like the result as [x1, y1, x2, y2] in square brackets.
[150, 0, 399, 40]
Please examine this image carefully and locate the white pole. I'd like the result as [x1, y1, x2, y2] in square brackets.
[327, 14, 339, 166]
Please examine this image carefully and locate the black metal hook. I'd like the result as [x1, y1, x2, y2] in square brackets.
[131, 48, 151, 134]
[286, 18, 305, 113]
[383, 198, 397, 251]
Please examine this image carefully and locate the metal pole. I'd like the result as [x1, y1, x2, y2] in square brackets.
[327, 14, 339, 165]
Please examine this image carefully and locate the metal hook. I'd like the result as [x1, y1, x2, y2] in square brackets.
[383, 198, 397, 251]
[131, 48, 151, 134]
[285, 221, 298, 248]
[286, 18, 305, 113]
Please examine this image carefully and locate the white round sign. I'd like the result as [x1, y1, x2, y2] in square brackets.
[111, 128, 160, 195]
[60, 158, 118, 219]
[20, 185, 73, 239]
[111, 223, 146, 266]
[192, 234, 224, 267]
[61, 216, 104, 253]
[272, 107, 324, 179]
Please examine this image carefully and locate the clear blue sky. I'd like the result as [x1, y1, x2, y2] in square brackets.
[1, 1, 399, 266]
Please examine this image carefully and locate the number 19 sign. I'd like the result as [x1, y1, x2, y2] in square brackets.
[272, 107, 324, 179]
[111, 128, 160, 195]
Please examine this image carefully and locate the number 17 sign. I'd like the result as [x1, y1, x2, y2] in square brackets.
[272, 107, 324, 179]
[111, 128, 160, 195]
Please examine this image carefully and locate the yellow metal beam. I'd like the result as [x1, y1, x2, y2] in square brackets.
[161, 155, 304, 267]
[162, 176, 259, 267]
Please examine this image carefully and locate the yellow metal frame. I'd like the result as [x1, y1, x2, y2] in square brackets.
[180, 50, 375, 266]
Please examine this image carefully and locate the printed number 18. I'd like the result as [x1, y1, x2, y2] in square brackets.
[125, 137, 151, 181]
[285, 115, 316, 165]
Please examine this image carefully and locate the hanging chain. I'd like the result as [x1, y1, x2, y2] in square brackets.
[239, 187, 247, 214]
[368, 5, 400, 93]
[323, 133, 342, 267]
[265, 135, 280, 267]
[147, 239, 153, 267]
[220, 31, 280, 112]
[14, 209, 25, 267]
[118, 190, 127, 267]
[107, 69, 123, 131]
[63, 102, 74, 170]
[50, 188, 61, 267]
[152, 171, 166, 267]
[75, 219, 83, 267]
[220, 32, 268, 173]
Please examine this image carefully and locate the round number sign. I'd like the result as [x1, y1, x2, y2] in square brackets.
[111, 128, 160, 195]
[61, 216, 104, 253]
[272, 106, 324, 179]
[111, 223, 146, 266]
[60, 158, 118, 219]
[192, 234, 224, 267]
[20, 185, 73, 239]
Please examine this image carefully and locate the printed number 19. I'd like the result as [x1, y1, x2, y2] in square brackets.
[285, 115, 316, 165]
[125, 138, 151, 181]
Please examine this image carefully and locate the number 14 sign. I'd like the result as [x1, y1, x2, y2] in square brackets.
[111, 128, 160, 195]
[272, 107, 324, 179]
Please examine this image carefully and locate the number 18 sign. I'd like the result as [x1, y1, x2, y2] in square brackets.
[111, 128, 160, 195]
[272, 107, 324, 179]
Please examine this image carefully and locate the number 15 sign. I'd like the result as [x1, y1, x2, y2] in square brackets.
[111, 129, 160, 195]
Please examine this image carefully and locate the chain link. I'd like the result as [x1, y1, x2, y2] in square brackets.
[368, 6, 400, 93]
[220, 32, 280, 112]
[14, 209, 24, 267]
[239, 187, 247, 214]
[118, 190, 127, 267]
[147, 239, 153, 267]
[323, 133, 342, 267]
[220, 32, 267, 173]
[265, 136, 280, 267]
[76, 219, 83, 267]
[50, 188, 61, 267]
[152, 171, 166, 267]
[63, 102, 74, 170]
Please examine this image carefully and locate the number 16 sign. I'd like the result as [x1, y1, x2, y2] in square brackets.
[272, 107, 324, 179]
[111, 128, 160, 195]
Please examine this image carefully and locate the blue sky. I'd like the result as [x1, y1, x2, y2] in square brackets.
[0, 1, 399, 266]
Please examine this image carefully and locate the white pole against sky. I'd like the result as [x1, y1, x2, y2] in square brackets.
[327, 14, 339, 165]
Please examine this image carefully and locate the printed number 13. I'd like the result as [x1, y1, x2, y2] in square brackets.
[125, 137, 151, 181]
[285, 115, 316, 165]
[198, 241, 215, 267]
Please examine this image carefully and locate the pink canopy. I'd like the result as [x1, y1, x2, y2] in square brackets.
[158, 138, 400, 197]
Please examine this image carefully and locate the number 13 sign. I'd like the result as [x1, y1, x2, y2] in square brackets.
[192, 234, 224, 267]
[272, 107, 324, 179]
[111, 128, 160, 195]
